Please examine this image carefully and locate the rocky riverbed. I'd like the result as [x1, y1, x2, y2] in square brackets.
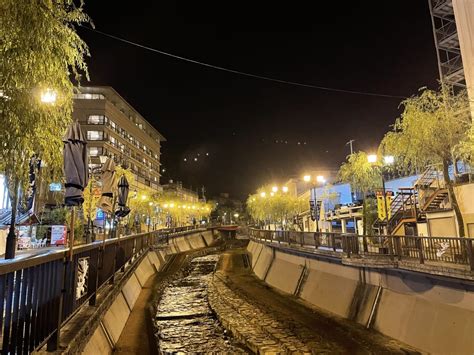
[154, 254, 248, 353]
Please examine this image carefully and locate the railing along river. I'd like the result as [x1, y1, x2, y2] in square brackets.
[0, 225, 199, 354]
[249, 228, 474, 271]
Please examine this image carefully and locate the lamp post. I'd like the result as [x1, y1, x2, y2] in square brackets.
[368, 154, 394, 234]
[303, 174, 326, 232]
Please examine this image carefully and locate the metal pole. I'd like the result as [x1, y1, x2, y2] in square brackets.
[314, 187, 319, 233]
[382, 172, 394, 260]
[69, 206, 75, 261]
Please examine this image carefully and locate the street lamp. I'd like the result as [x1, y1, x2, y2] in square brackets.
[272, 186, 278, 192]
[367, 154, 378, 164]
[40, 89, 57, 104]
[303, 174, 326, 232]
[282, 186, 288, 193]
[260, 192, 266, 198]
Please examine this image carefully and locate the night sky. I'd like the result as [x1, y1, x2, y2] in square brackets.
[79, 1, 439, 199]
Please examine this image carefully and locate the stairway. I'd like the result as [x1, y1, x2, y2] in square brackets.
[422, 188, 449, 211]
[415, 166, 443, 189]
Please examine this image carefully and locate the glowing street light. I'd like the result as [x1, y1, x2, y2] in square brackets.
[272, 186, 278, 192]
[367, 154, 378, 164]
[260, 192, 266, 198]
[169, 203, 175, 208]
[282, 186, 289, 193]
[316, 175, 325, 183]
[303, 175, 311, 182]
[270, 192, 275, 197]
[384, 155, 395, 165]
[233, 213, 239, 218]
[40, 89, 57, 104]
[163, 204, 169, 208]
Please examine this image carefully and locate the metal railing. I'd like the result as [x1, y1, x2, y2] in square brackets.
[0, 226, 200, 354]
[249, 229, 474, 271]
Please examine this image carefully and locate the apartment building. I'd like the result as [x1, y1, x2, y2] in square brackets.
[162, 181, 199, 203]
[73, 86, 166, 193]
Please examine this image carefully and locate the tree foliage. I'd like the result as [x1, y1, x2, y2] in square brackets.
[380, 84, 472, 236]
[246, 185, 306, 228]
[380, 85, 471, 172]
[0, 0, 91, 197]
[338, 151, 381, 194]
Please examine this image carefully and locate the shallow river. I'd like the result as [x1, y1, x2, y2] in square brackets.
[155, 254, 247, 353]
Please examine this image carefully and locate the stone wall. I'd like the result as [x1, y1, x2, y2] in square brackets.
[247, 240, 474, 354]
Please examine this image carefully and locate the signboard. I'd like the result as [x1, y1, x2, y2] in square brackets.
[376, 190, 394, 220]
[49, 183, 62, 192]
[96, 209, 105, 220]
[51, 225, 67, 246]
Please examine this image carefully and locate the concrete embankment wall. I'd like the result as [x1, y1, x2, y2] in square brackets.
[247, 240, 474, 355]
[82, 230, 215, 354]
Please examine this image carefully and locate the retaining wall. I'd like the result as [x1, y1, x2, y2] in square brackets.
[82, 230, 216, 354]
[247, 240, 474, 354]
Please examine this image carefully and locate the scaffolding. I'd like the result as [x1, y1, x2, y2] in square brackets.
[428, 0, 466, 87]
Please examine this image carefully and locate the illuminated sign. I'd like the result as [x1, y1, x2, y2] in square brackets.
[96, 209, 105, 220]
[49, 183, 62, 192]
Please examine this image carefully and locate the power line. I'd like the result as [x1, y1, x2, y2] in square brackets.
[79, 25, 407, 100]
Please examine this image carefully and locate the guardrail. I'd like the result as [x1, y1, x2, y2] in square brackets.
[0, 225, 200, 354]
[249, 229, 474, 271]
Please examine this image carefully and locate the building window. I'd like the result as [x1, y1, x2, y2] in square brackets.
[87, 130, 104, 141]
[73, 93, 105, 100]
[89, 147, 103, 156]
[87, 115, 106, 125]
[110, 120, 116, 130]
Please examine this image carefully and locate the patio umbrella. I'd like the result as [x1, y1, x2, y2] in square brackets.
[63, 121, 88, 206]
[97, 157, 116, 214]
[115, 174, 130, 218]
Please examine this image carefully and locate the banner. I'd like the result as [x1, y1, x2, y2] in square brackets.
[376, 190, 394, 220]
[51, 225, 67, 246]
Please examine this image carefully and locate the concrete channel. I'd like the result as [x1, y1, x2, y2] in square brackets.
[79, 232, 426, 354]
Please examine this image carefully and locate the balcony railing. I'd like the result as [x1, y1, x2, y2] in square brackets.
[249, 228, 474, 272]
[0, 226, 200, 354]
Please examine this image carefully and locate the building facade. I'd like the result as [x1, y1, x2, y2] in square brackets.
[161, 181, 199, 203]
[73, 86, 166, 194]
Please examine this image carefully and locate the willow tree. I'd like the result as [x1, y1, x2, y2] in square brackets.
[338, 151, 381, 234]
[0, 1, 90, 258]
[247, 186, 305, 230]
[381, 85, 471, 237]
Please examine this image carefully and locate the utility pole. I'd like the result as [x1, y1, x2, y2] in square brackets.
[201, 186, 206, 202]
[346, 139, 355, 155]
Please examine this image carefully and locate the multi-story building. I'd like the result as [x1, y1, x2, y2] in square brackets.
[161, 180, 199, 203]
[73, 86, 166, 193]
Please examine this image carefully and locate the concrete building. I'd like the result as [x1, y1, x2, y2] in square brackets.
[73, 86, 166, 194]
[161, 181, 199, 203]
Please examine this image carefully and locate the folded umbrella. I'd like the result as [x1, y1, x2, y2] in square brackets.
[97, 157, 116, 214]
[63, 121, 89, 206]
[115, 174, 130, 218]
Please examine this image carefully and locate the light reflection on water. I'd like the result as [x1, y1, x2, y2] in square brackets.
[155, 255, 247, 353]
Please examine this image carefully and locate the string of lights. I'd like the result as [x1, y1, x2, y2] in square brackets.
[79, 25, 407, 100]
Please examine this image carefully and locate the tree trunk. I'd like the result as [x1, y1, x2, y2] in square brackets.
[5, 178, 20, 259]
[442, 159, 465, 237]
[362, 192, 367, 235]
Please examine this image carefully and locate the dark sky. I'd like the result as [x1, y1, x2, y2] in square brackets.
[79, 1, 439, 200]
